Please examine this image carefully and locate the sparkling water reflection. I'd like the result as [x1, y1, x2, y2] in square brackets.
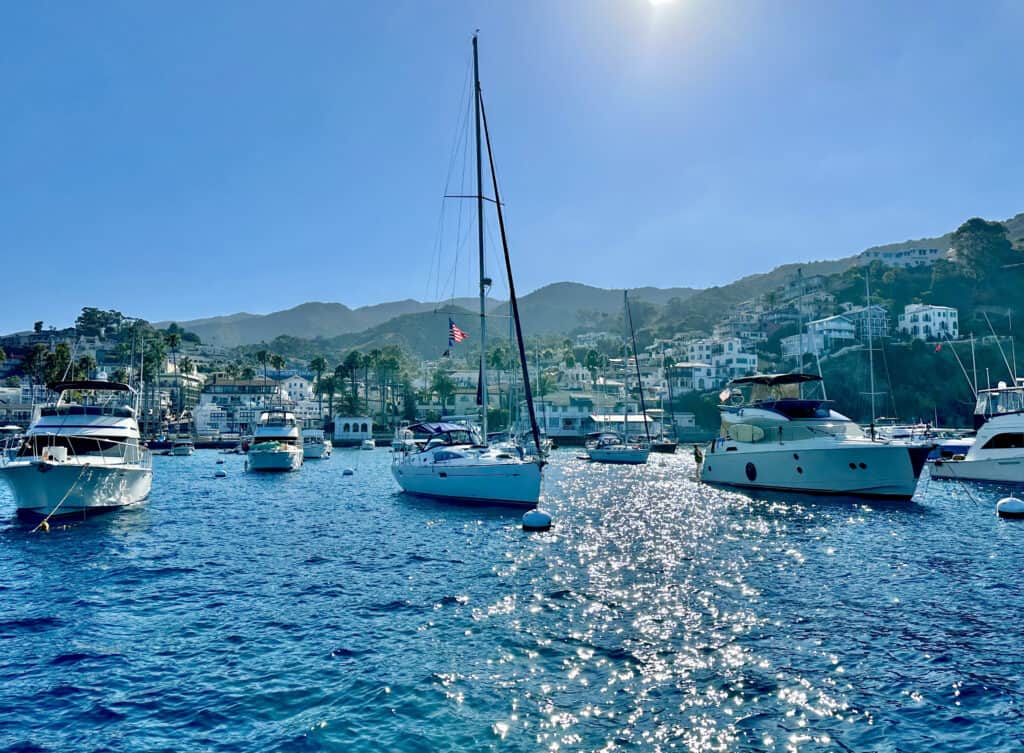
[1, 449, 1023, 751]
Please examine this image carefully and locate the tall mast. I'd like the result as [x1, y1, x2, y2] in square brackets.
[473, 34, 488, 442]
[478, 65, 545, 460]
[865, 271, 877, 430]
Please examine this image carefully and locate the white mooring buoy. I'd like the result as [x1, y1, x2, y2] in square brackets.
[216, 459, 225, 465]
[522, 508, 552, 532]
[996, 496, 1024, 519]
[214, 469, 228, 478]
[342, 468, 355, 476]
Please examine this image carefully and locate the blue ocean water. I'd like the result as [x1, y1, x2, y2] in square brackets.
[1, 449, 1023, 753]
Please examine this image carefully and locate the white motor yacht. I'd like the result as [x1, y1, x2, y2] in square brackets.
[392, 422, 542, 506]
[302, 428, 332, 459]
[930, 380, 1024, 484]
[171, 436, 195, 456]
[697, 374, 930, 499]
[360, 438, 376, 451]
[248, 410, 303, 472]
[0, 380, 152, 521]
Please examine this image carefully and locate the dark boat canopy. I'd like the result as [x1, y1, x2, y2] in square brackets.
[49, 380, 131, 393]
[730, 373, 822, 387]
[408, 421, 472, 436]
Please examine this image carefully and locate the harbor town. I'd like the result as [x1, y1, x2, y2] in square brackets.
[3, 4, 1024, 752]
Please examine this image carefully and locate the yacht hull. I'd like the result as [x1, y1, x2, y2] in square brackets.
[391, 461, 541, 506]
[0, 460, 152, 519]
[171, 447, 194, 456]
[699, 441, 928, 499]
[248, 448, 303, 472]
[929, 457, 1024, 484]
[588, 447, 650, 464]
[303, 442, 332, 460]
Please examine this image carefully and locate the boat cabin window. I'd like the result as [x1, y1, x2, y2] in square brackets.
[981, 432, 1024, 450]
[433, 450, 467, 461]
[17, 435, 127, 457]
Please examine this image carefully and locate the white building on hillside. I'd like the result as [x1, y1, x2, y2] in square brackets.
[278, 374, 315, 402]
[858, 247, 946, 268]
[841, 304, 890, 340]
[898, 304, 959, 341]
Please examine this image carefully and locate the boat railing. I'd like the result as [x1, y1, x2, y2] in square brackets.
[2, 432, 152, 470]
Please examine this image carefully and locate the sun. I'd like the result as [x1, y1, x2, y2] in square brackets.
[648, 0, 676, 6]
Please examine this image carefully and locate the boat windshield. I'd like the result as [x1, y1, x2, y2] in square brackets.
[755, 399, 834, 420]
[976, 388, 1024, 417]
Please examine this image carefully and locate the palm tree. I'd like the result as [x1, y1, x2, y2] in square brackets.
[24, 344, 48, 399]
[269, 354, 286, 373]
[343, 351, 362, 409]
[241, 365, 256, 381]
[309, 355, 328, 415]
[432, 370, 455, 415]
[366, 349, 382, 415]
[165, 332, 181, 414]
[254, 349, 270, 383]
[76, 355, 97, 380]
[320, 375, 337, 418]
[488, 345, 508, 415]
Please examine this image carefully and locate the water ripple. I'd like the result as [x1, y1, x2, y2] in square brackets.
[1, 452, 1023, 751]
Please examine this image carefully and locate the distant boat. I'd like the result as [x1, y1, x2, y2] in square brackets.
[697, 373, 930, 499]
[391, 35, 545, 507]
[360, 438, 375, 451]
[0, 380, 153, 521]
[171, 436, 194, 456]
[302, 428, 332, 459]
[588, 292, 651, 465]
[248, 410, 303, 472]
[930, 379, 1024, 484]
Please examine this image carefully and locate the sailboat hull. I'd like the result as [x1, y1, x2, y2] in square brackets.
[588, 447, 650, 464]
[392, 460, 542, 506]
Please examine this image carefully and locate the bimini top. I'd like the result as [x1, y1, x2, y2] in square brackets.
[730, 373, 822, 387]
[49, 380, 131, 393]
[408, 422, 470, 436]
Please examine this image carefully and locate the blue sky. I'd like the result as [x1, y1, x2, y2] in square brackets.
[2, 0, 1022, 332]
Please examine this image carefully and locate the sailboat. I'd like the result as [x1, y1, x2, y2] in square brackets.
[587, 291, 652, 464]
[651, 348, 678, 453]
[391, 34, 545, 507]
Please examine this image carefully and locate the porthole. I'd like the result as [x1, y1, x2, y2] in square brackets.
[745, 462, 757, 481]
[858, 462, 867, 469]
[849, 462, 857, 470]
[796, 466, 803, 474]
[793, 453, 799, 460]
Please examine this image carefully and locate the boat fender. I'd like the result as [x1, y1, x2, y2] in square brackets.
[39, 520, 49, 533]
[522, 509, 552, 532]
[343, 468, 354, 476]
[996, 497, 1024, 519]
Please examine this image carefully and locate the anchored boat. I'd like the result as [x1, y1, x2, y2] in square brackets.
[0, 380, 153, 521]
[697, 373, 930, 499]
[391, 34, 545, 507]
[248, 410, 303, 472]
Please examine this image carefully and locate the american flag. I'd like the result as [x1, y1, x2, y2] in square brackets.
[449, 318, 468, 345]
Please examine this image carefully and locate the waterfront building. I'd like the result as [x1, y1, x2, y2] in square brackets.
[898, 304, 959, 341]
[332, 417, 373, 446]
